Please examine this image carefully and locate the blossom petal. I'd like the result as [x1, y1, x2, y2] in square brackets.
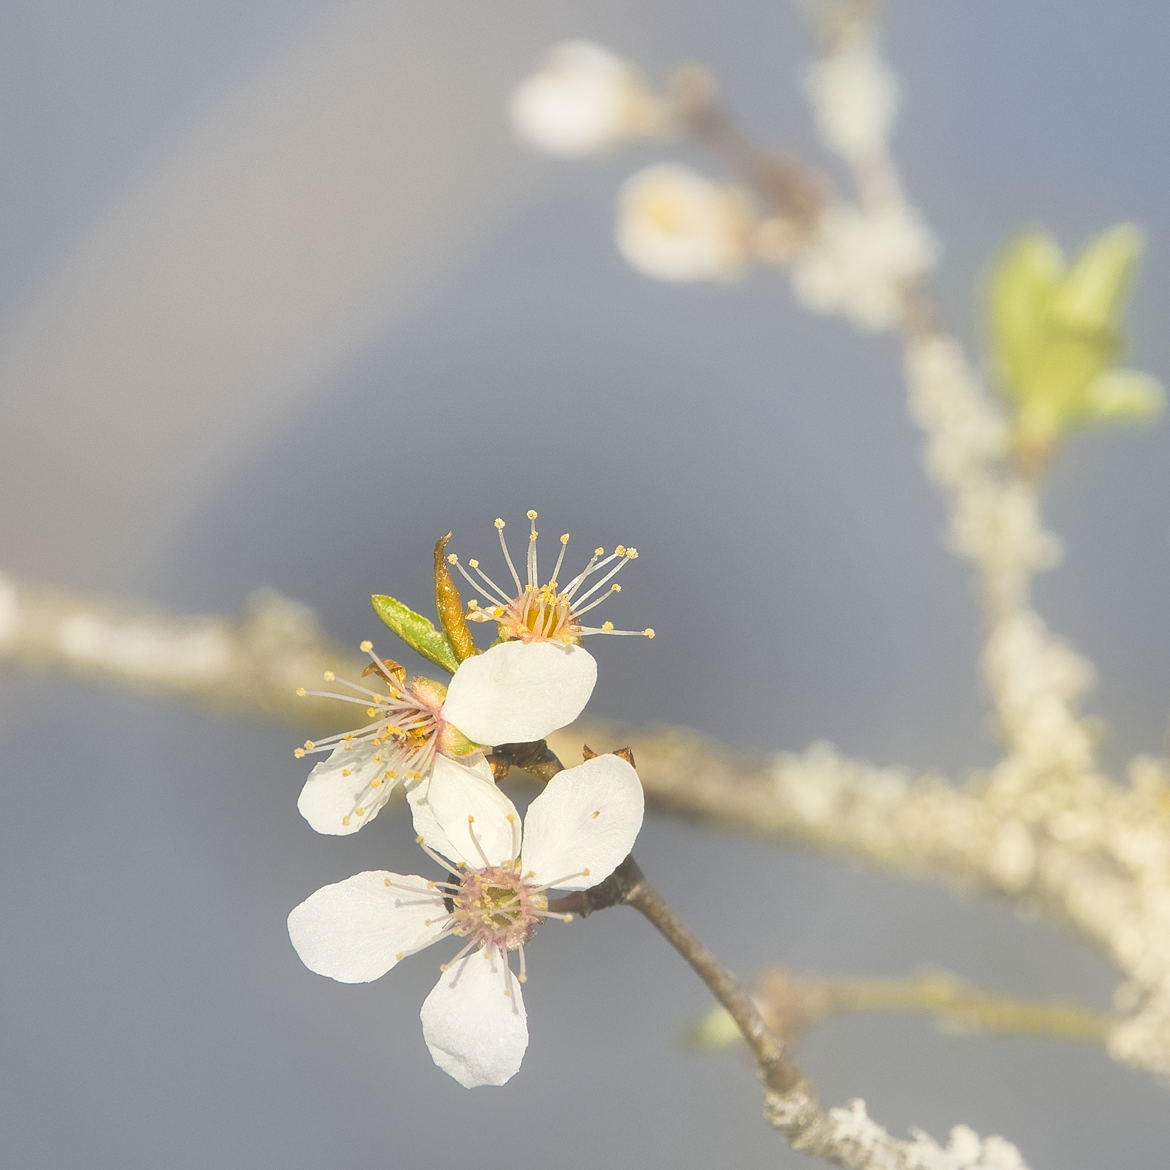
[287, 871, 447, 983]
[420, 948, 528, 1088]
[409, 754, 519, 869]
[442, 641, 597, 745]
[297, 742, 396, 836]
[520, 754, 644, 890]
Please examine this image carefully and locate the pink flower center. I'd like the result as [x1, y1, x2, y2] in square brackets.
[450, 864, 549, 953]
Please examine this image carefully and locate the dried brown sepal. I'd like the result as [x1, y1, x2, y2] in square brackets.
[362, 656, 407, 686]
[434, 532, 478, 662]
[582, 743, 635, 766]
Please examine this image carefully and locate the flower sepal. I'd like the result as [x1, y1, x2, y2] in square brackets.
[434, 531, 479, 663]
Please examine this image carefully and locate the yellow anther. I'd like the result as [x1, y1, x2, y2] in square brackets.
[447, 553, 458, 563]
[492, 606, 503, 617]
[343, 743, 353, 752]
[469, 558, 480, 569]
[341, 768, 352, 778]
[560, 533, 570, 544]
[594, 546, 604, 556]
[626, 547, 638, 559]
[527, 509, 538, 520]
[303, 740, 316, 750]
[355, 807, 366, 817]
[395, 951, 406, 960]
[591, 809, 601, 819]
[517, 974, 528, 983]
[342, 815, 352, 826]
[494, 518, 505, 529]
[416, 835, 425, 844]
[611, 583, 621, 593]
[371, 778, 382, 789]
[602, 621, 614, 631]
[293, 748, 305, 759]
[529, 530, 538, 542]
[323, 671, 335, 682]
[506, 814, 515, 822]
[359, 640, 373, 653]
[468, 599, 480, 610]
[440, 962, 451, 972]
[468, 815, 475, 823]
[644, 628, 656, 639]
[295, 686, 306, 697]
[384, 877, 392, 886]
[582, 868, 591, 876]
[372, 694, 384, 704]
[561, 913, 575, 922]
[615, 545, 626, 556]
[366, 707, 377, 718]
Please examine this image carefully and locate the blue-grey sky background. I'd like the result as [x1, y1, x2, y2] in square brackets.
[3, 4, 1170, 1168]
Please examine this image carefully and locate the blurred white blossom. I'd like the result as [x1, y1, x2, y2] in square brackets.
[509, 40, 661, 156]
[616, 164, 754, 283]
[804, 30, 899, 165]
[790, 201, 936, 330]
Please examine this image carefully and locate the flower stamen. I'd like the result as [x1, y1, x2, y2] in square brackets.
[449, 513, 652, 646]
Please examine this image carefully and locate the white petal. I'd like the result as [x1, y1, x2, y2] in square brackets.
[442, 641, 597, 745]
[297, 742, 397, 836]
[520, 754, 644, 890]
[420, 948, 528, 1088]
[287, 871, 448, 983]
[409, 754, 519, 869]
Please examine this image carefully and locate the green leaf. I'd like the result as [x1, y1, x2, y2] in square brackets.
[985, 223, 1155, 458]
[370, 594, 460, 674]
[1049, 223, 1143, 332]
[1080, 369, 1164, 424]
[988, 230, 1063, 396]
[684, 1005, 742, 1051]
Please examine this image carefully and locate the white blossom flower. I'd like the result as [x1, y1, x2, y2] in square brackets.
[616, 164, 755, 283]
[804, 31, 899, 165]
[294, 643, 488, 836]
[509, 40, 661, 156]
[790, 201, 936, 331]
[443, 511, 653, 745]
[287, 752, 645, 1087]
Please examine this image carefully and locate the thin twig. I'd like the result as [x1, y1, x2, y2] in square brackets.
[738, 966, 1111, 1048]
[623, 863, 806, 1094]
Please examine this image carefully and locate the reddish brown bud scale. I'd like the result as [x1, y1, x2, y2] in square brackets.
[434, 531, 479, 662]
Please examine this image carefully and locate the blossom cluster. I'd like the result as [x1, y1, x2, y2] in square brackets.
[288, 512, 652, 1086]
